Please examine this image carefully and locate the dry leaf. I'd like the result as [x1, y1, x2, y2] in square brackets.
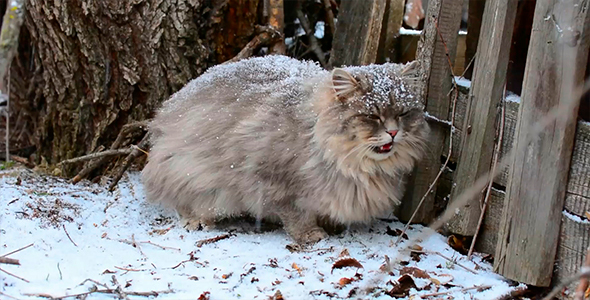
[447, 235, 469, 255]
[270, 290, 284, 300]
[251, 277, 259, 283]
[101, 269, 116, 274]
[331, 258, 364, 274]
[386, 274, 417, 298]
[292, 263, 303, 275]
[338, 248, 350, 257]
[221, 272, 232, 279]
[410, 244, 423, 251]
[198, 291, 210, 300]
[101, 232, 107, 238]
[429, 277, 441, 285]
[338, 277, 355, 287]
[385, 226, 408, 239]
[188, 276, 199, 281]
[401, 266, 430, 279]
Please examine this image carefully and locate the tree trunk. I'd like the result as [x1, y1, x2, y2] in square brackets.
[9, 0, 260, 175]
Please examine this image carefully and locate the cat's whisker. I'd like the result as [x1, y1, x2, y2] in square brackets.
[341, 142, 373, 163]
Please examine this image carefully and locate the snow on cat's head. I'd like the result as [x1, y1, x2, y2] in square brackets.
[311, 62, 430, 176]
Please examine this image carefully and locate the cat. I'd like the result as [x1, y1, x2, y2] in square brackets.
[141, 55, 430, 244]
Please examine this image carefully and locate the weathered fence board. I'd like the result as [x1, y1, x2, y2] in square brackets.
[446, 0, 518, 236]
[377, 0, 405, 63]
[494, 0, 590, 286]
[329, 0, 387, 67]
[398, 0, 464, 224]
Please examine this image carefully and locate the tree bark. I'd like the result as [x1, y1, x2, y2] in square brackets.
[8, 0, 260, 175]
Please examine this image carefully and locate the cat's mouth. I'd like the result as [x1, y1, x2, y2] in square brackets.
[372, 142, 393, 154]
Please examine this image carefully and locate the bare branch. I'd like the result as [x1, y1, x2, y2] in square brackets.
[58, 149, 133, 166]
[295, 0, 327, 67]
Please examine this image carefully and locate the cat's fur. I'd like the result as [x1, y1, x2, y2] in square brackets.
[142, 55, 429, 244]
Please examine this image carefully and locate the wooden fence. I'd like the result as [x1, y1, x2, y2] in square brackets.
[330, 0, 590, 296]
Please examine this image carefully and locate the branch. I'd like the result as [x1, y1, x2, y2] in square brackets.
[1, 243, 33, 257]
[196, 233, 234, 247]
[268, 0, 286, 54]
[396, 20, 459, 245]
[58, 149, 133, 166]
[0, 267, 29, 282]
[418, 284, 491, 297]
[225, 26, 282, 64]
[412, 250, 477, 274]
[295, 0, 327, 68]
[63, 224, 78, 247]
[321, 0, 335, 37]
[0, 257, 19, 265]
[108, 133, 150, 191]
[467, 85, 506, 259]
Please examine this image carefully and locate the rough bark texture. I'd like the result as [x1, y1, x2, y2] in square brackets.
[9, 0, 260, 175]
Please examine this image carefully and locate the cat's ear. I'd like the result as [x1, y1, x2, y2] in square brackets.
[331, 68, 359, 101]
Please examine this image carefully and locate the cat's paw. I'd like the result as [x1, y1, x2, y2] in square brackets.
[180, 218, 215, 231]
[292, 227, 328, 245]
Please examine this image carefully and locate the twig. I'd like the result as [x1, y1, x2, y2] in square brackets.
[57, 263, 62, 280]
[140, 241, 181, 252]
[459, 53, 477, 79]
[419, 284, 492, 297]
[413, 250, 477, 274]
[63, 224, 78, 247]
[574, 246, 590, 300]
[321, 0, 335, 36]
[0, 257, 19, 265]
[131, 234, 146, 258]
[0, 267, 29, 282]
[108, 133, 150, 191]
[73, 121, 148, 183]
[114, 266, 143, 272]
[58, 149, 133, 166]
[467, 85, 506, 260]
[24, 288, 174, 299]
[225, 26, 282, 64]
[1, 243, 34, 257]
[395, 20, 459, 245]
[543, 267, 590, 300]
[196, 233, 233, 247]
[295, 0, 327, 67]
[0, 291, 20, 300]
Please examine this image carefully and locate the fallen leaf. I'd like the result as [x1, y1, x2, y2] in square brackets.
[198, 291, 210, 300]
[429, 277, 441, 285]
[447, 234, 470, 255]
[339, 248, 350, 257]
[101, 269, 116, 274]
[385, 226, 408, 239]
[410, 244, 423, 251]
[270, 290, 284, 300]
[331, 258, 364, 273]
[188, 276, 199, 281]
[272, 279, 282, 286]
[149, 228, 171, 235]
[339, 277, 355, 287]
[222, 272, 233, 279]
[101, 232, 107, 238]
[410, 251, 422, 262]
[267, 258, 279, 268]
[386, 274, 417, 298]
[401, 266, 430, 279]
[292, 263, 303, 276]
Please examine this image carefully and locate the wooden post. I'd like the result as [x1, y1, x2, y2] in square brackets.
[377, 0, 406, 63]
[494, 0, 590, 286]
[397, 0, 464, 223]
[329, 0, 387, 67]
[464, 0, 486, 79]
[445, 0, 518, 236]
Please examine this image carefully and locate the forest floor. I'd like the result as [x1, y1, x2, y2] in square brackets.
[0, 166, 525, 300]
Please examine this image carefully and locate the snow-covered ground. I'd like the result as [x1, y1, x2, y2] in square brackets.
[1, 168, 522, 299]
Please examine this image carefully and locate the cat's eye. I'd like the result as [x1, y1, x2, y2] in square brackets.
[366, 114, 381, 121]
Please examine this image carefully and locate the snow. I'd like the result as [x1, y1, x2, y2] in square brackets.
[0, 168, 520, 299]
[315, 21, 325, 39]
[563, 209, 590, 224]
[398, 29, 468, 36]
[454, 76, 471, 89]
[505, 92, 521, 103]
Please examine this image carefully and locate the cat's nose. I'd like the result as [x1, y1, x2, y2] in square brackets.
[387, 130, 398, 137]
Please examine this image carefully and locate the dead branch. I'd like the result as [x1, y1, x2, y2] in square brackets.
[418, 284, 492, 297]
[467, 86, 506, 260]
[58, 149, 133, 167]
[574, 247, 590, 300]
[321, 0, 335, 36]
[295, 0, 327, 68]
[108, 133, 150, 191]
[0, 267, 29, 282]
[196, 233, 233, 247]
[544, 266, 590, 300]
[114, 266, 143, 272]
[73, 121, 148, 183]
[0, 257, 19, 265]
[225, 26, 282, 64]
[396, 20, 459, 245]
[140, 241, 181, 252]
[268, 0, 286, 54]
[24, 288, 174, 299]
[63, 224, 78, 247]
[0, 291, 20, 300]
[1, 243, 34, 257]
[413, 250, 477, 274]
[10, 155, 33, 167]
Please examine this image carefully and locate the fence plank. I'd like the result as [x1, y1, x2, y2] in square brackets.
[494, 0, 590, 286]
[397, 0, 464, 224]
[328, 0, 386, 67]
[377, 0, 405, 63]
[445, 0, 518, 236]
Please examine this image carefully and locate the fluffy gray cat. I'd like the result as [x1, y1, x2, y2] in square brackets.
[142, 55, 429, 244]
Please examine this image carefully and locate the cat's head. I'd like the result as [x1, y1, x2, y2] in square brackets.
[312, 62, 430, 175]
